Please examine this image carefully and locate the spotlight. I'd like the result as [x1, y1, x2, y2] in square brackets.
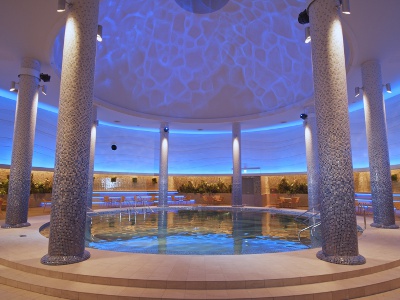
[355, 87, 361, 97]
[57, 0, 65, 12]
[305, 27, 311, 43]
[39, 73, 51, 82]
[97, 25, 103, 42]
[163, 127, 169, 132]
[298, 9, 309, 25]
[340, 0, 350, 14]
[40, 85, 47, 95]
[111, 144, 117, 151]
[10, 81, 18, 92]
[300, 113, 308, 120]
[385, 83, 392, 93]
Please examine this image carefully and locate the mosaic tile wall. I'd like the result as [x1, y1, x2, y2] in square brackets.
[87, 107, 97, 208]
[361, 60, 397, 228]
[3, 58, 40, 228]
[308, 0, 365, 264]
[232, 123, 242, 206]
[41, 0, 99, 265]
[159, 124, 169, 206]
[304, 112, 320, 209]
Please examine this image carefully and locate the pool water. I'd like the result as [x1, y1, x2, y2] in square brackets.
[81, 208, 317, 255]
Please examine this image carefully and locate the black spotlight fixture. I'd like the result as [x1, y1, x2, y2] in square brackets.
[300, 113, 308, 120]
[298, 9, 309, 24]
[163, 127, 169, 132]
[111, 144, 117, 150]
[39, 73, 51, 82]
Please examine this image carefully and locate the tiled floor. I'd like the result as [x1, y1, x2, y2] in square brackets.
[0, 206, 400, 299]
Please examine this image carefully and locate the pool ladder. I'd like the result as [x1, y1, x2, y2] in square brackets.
[296, 206, 321, 247]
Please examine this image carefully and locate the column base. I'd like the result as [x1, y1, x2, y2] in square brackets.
[317, 250, 366, 265]
[41, 250, 90, 266]
[370, 222, 399, 229]
[1, 222, 31, 229]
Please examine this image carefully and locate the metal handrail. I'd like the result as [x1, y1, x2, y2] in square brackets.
[298, 221, 321, 247]
[294, 204, 320, 223]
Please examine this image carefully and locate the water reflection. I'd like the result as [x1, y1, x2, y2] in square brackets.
[80, 209, 314, 255]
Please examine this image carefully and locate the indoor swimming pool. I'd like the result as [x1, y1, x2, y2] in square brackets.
[40, 207, 319, 255]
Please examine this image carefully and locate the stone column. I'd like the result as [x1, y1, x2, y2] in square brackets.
[232, 122, 242, 207]
[303, 108, 320, 211]
[308, 0, 365, 264]
[2, 58, 40, 229]
[87, 106, 98, 210]
[361, 60, 397, 229]
[158, 123, 169, 207]
[41, 0, 99, 265]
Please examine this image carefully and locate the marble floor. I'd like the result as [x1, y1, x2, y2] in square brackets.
[0, 206, 400, 299]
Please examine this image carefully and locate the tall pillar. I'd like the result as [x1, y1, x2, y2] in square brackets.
[232, 122, 242, 207]
[87, 106, 98, 210]
[303, 108, 320, 211]
[2, 58, 40, 229]
[41, 0, 99, 265]
[361, 60, 397, 229]
[308, 0, 365, 264]
[158, 123, 169, 207]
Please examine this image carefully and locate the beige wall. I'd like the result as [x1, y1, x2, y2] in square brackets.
[2, 168, 400, 193]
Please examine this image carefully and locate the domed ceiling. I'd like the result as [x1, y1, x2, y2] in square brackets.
[52, 0, 313, 122]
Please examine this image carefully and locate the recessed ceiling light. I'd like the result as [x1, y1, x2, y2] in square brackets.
[280, 121, 287, 124]
[114, 120, 120, 123]
[197, 128, 203, 131]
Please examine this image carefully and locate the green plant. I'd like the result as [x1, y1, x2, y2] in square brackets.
[391, 174, 398, 182]
[30, 175, 52, 194]
[278, 178, 308, 194]
[0, 177, 9, 195]
[132, 177, 138, 183]
[177, 180, 231, 194]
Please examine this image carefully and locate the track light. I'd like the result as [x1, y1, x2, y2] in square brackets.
[305, 27, 311, 43]
[298, 9, 309, 24]
[300, 113, 308, 120]
[355, 87, 362, 97]
[40, 85, 47, 95]
[340, 0, 351, 14]
[385, 83, 392, 93]
[57, 0, 72, 12]
[97, 25, 103, 42]
[10, 81, 18, 92]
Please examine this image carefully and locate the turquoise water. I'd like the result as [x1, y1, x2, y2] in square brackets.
[84, 208, 314, 255]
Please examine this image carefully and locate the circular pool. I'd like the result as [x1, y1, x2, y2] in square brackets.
[41, 207, 319, 255]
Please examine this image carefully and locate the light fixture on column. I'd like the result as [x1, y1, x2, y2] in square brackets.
[385, 83, 392, 93]
[163, 126, 169, 132]
[300, 113, 308, 120]
[10, 81, 19, 92]
[97, 25, 103, 42]
[355, 86, 363, 97]
[339, 0, 351, 14]
[297, 9, 309, 24]
[57, 0, 72, 12]
[39, 85, 47, 95]
[305, 27, 311, 43]
[39, 73, 51, 82]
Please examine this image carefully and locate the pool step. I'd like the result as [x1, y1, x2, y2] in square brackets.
[1, 263, 400, 299]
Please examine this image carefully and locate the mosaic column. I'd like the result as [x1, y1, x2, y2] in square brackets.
[2, 58, 40, 229]
[158, 123, 169, 207]
[87, 106, 98, 210]
[41, 0, 99, 265]
[232, 122, 242, 207]
[303, 107, 320, 211]
[308, 0, 365, 264]
[361, 60, 397, 229]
